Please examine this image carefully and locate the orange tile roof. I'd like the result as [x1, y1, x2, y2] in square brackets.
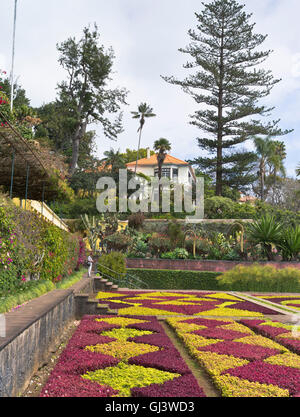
[239, 195, 257, 202]
[126, 153, 189, 167]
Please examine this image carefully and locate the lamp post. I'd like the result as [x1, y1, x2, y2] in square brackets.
[10, 0, 18, 112]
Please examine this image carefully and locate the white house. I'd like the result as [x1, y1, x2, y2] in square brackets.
[126, 149, 196, 185]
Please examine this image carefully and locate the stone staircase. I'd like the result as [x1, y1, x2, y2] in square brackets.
[74, 276, 119, 319]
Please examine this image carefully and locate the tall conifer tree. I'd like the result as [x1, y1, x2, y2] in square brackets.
[163, 0, 291, 195]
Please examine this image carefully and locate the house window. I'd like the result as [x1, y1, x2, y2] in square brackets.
[172, 168, 178, 179]
[154, 168, 171, 178]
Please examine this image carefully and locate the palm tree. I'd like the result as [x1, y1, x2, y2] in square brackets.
[102, 149, 125, 174]
[268, 141, 286, 180]
[153, 138, 172, 179]
[131, 103, 156, 175]
[153, 138, 172, 213]
[253, 135, 275, 201]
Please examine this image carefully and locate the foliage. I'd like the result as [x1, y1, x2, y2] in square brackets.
[0, 280, 55, 313]
[279, 226, 300, 261]
[97, 251, 126, 280]
[127, 269, 221, 290]
[163, 0, 291, 195]
[104, 232, 133, 252]
[167, 220, 185, 248]
[55, 268, 85, 289]
[128, 212, 145, 230]
[81, 214, 105, 253]
[247, 215, 283, 260]
[120, 148, 155, 164]
[56, 24, 128, 176]
[204, 196, 256, 219]
[206, 233, 240, 261]
[131, 103, 156, 174]
[148, 234, 172, 256]
[161, 248, 189, 260]
[0, 193, 82, 294]
[127, 239, 149, 258]
[217, 264, 300, 292]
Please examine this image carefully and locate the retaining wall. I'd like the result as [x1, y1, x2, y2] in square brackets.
[0, 277, 93, 397]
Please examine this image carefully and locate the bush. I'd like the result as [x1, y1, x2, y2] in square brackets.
[0, 193, 82, 293]
[167, 220, 185, 248]
[104, 232, 133, 252]
[247, 215, 283, 261]
[128, 212, 145, 230]
[127, 239, 149, 258]
[127, 269, 221, 290]
[97, 252, 126, 280]
[217, 264, 300, 292]
[161, 248, 189, 260]
[279, 226, 300, 261]
[148, 234, 172, 256]
[204, 197, 256, 219]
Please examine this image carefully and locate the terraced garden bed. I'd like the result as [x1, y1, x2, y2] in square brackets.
[35, 290, 300, 397]
[94, 290, 283, 317]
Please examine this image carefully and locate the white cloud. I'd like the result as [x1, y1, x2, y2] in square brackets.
[1, 0, 299, 176]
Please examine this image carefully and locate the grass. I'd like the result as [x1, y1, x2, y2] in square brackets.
[55, 269, 86, 289]
[0, 269, 86, 314]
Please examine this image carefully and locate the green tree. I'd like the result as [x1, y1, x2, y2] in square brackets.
[131, 103, 156, 174]
[102, 149, 126, 174]
[56, 24, 128, 177]
[120, 148, 155, 164]
[253, 135, 274, 201]
[253, 136, 287, 202]
[163, 0, 291, 196]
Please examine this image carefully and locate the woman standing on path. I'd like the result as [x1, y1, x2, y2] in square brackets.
[87, 252, 94, 277]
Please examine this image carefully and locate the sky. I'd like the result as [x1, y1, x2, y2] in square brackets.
[1, 0, 300, 177]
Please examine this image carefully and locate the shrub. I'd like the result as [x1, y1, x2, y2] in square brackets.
[128, 212, 145, 230]
[247, 215, 283, 261]
[0, 193, 81, 292]
[167, 220, 185, 248]
[97, 252, 126, 280]
[279, 226, 300, 261]
[148, 234, 172, 256]
[127, 239, 149, 258]
[204, 197, 256, 219]
[104, 232, 132, 252]
[217, 264, 300, 292]
[161, 248, 189, 260]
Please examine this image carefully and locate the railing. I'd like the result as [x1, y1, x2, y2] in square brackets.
[12, 198, 69, 232]
[97, 262, 149, 289]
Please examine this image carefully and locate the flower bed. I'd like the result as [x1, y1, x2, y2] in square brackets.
[240, 319, 300, 355]
[253, 295, 300, 311]
[167, 316, 300, 397]
[40, 315, 205, 397]
[96, 290, 280, 317]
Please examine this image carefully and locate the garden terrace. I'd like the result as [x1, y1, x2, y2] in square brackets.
[2, 270, 300, 398]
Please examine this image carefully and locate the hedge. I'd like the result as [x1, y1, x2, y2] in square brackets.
[127, 268, 222, 290]
[217, 264, 300, 293]
[127, 266, 300, 293]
